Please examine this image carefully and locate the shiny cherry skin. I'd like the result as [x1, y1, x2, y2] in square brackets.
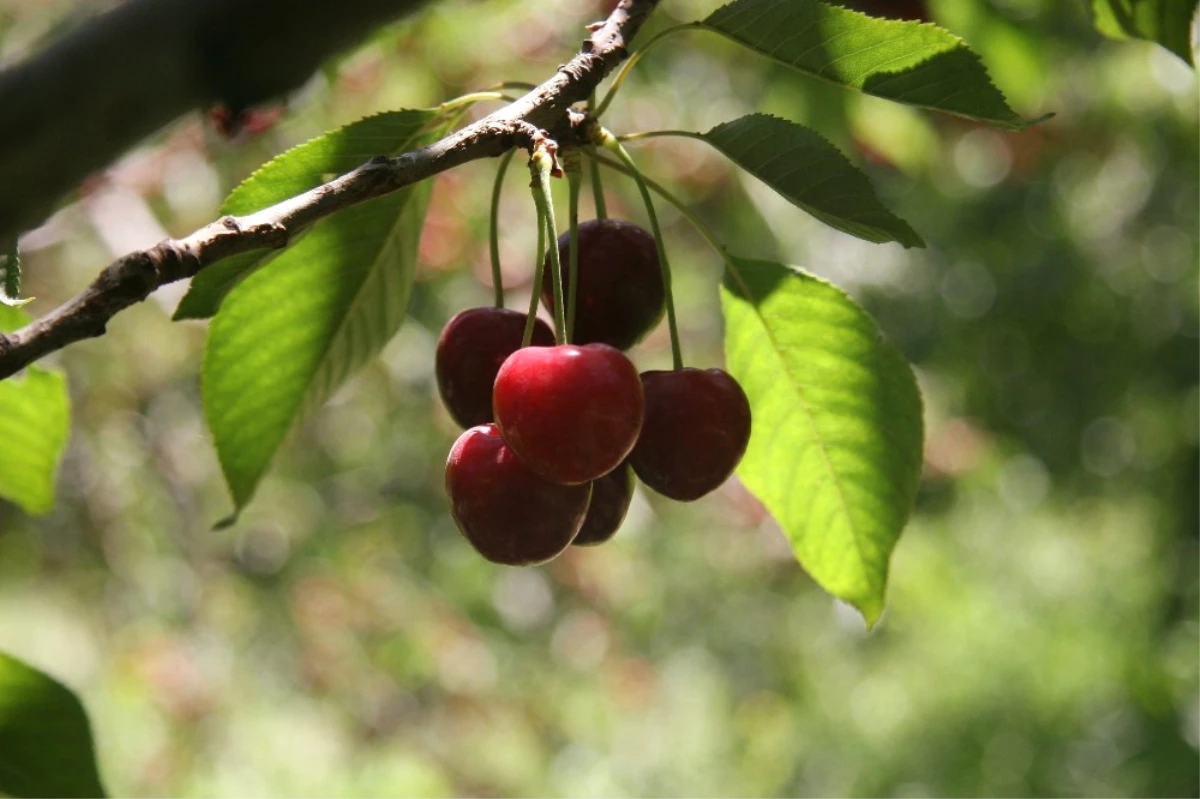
[436, 307, 554, 429]
[446, 424, 592, 565]
[493, 344, 644, 485]
[629, 368, 751, 501]
[541, 219, 665, 350]
[571, 461, 634, 547]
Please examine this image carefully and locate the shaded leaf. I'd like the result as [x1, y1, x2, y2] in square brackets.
[0, 307, 69, 515]
[721, 257, 923, 624]
[1092, 0, 1197, 65]
[175, 109, 439, 320]
[702, 0, 1034, 129]
[203, 175, 434, 514]
[702, 114, 924, 247]
[0, 652, 106, 797]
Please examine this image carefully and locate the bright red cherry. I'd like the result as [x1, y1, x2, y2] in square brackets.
[541, 219, 665, 350]
[493, 344, 644, 485]
[446, 424, 592, 565]
[436, 307, 554, 429]
[629, 368, 751, 501]
[572, 461, 634, 547]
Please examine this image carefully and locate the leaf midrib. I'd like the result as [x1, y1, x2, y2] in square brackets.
[299, 125, 437, 415]
[303, 188, 417, 417]
[725, 262, 873, 584]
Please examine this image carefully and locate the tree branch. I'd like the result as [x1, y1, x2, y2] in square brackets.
[0, 0, 660, 381]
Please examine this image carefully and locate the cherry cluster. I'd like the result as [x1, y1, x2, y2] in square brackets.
[438, 219, 752, 566]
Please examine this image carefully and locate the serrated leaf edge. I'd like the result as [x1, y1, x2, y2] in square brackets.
[700, 0, 1034, 130]
[723, 257, 924, 625]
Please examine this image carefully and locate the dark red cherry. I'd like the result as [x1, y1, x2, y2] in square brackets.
[541, 218, 665, 350]
[493, 344, 644, 485]
[445, 424, 592, 565]
[629, 368, 751, 501]
[572, 462, 634, 546]
[436, 307, 554, 429]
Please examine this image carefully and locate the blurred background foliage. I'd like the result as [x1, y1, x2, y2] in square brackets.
[0, 0, 1196, 795]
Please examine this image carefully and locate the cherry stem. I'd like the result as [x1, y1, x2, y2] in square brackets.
[589, 157, 608, 219]
[586, 92, 609, 219]
[529, 148, 568, 344]
[521, 190, 547, 349]
[584, 149, 730, 262]
[433, 90, 514, 118]
[565, 164, 582, 341]
[616, 129, 705, 143]
[596, 128, 683, 371]
[489, 81, 538, 92]
[488, 149, 515, 308]
[592, 23, 697, 118]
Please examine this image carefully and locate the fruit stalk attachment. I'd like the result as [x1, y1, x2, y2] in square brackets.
[530, 145, 568, 344]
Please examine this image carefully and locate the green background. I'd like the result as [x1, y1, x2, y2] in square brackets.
[0, 0, 1194, 795]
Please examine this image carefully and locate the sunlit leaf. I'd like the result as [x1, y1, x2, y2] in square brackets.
[175, 109, 439, 320]
[702, 114, 924, 247]
[0, 307, 69, 515]
[1092, 0, 1197, 65]
[202, 173, 435, 515]
[0, 652, 106, 797]
[701, 0, 1034, 129]
[721, 257, 923, 624]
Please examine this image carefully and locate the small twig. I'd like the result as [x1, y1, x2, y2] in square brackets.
[0, 0, 659, 381]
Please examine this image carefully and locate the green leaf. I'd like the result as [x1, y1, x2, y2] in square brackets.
[1092, 0, 1197, 65]
[701, 114, 924, 247]
[701, 0, 1034, 130]
[203, 175, 434, 514]
[0, 652, 106, 797]
[0, 308, 69, 515]
[721, 257, 923, 625]
[175, 109, 439, 320]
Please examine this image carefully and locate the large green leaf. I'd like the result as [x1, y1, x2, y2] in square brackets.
[175, 109, 439, 320]
[1092, 0, 1197, 65]
[701, 0, 1032, 129]
[203, 174, 433, 515]
[702, 114, 923, 247]
[0, 652, 106, 797]
[0, 307, 69, 515]
[721, 257, 923, 625]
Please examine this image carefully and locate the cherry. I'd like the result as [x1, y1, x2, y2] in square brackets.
[436, 307, 554, 429]
[493, 344, 644, 485]
[541, 218, 665, 350]
[571, 461, 634, 547]
[629, 368, 752, 501]
[446, 424, 592, 565]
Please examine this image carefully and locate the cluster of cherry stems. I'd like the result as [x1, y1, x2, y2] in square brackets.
[437, 141, 751, 566]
